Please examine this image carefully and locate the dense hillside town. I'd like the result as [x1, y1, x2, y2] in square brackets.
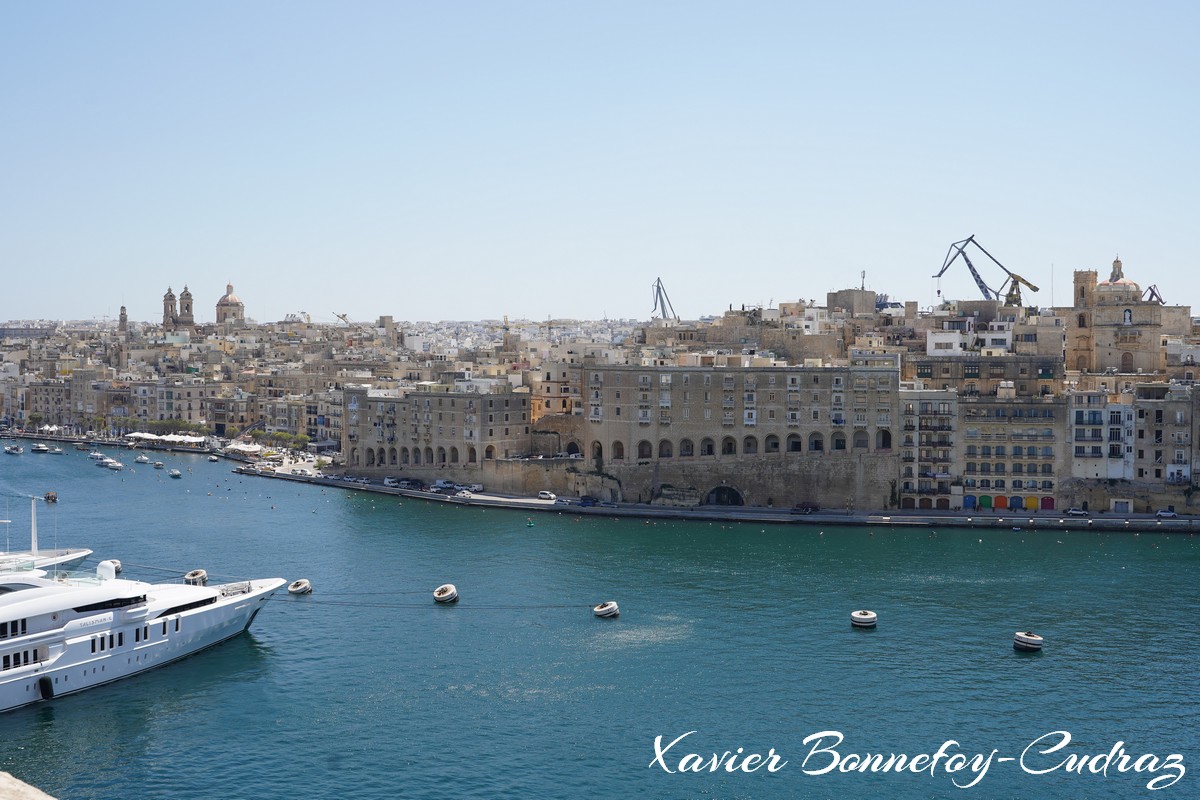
[4, 261, 1199, 515]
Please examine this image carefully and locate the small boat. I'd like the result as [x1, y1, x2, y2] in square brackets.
[168, 469, 183, 479]
[49, 446, 64, 454]
[43, 491, 57, 504]
[74, 442, 90, 451]
[208, 455, 220, 462]
[3, 445, 22, 455]
[88, 451, 106, 460]
[593, 600, 620, 618]
[134, 454, 151, 464]
[287, 578, 313, 595]
[153, 461, 165, 469]
[105, 461, 124, 471]
[30, 443, 49, 453]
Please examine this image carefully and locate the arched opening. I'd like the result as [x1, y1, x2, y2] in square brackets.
[787, 434, 802, 452]
[853, 431, 869, 450]
[679, 438, 694, 457]
[1077, 314, 1087, 328]
[704, 486, 745, 506]
[389, 447, 397, 465]
[918, 497, 933, 509]
[764, 434, 780, 453]
[1041, 496, 1055, 510]
[449, 446, 459, 464]
[366, 449, 376, 467]
[467, 446, 477, 463]
[591, 441, 603, 468]
[412, 448, 421, 465]
[876, 429, 892, 450]
[994, 496, 1009, 509]
[436, 447, 447, 465]
[700, 438, 715, 456]
[612, 441, 625, 460]
[978, 495, 993, 509]
[637, 440, 653, 459]
[658, 439, 673, 458]
[376, 448, 385, 466]
[963, 495, 977, 509]
[901, 497, 916, 509]
[484, 445, 495, 459]
[721, 437, 737, 455]
[565, 441, 581, 456]
[1076, 355, 1087, 371]
[350, 447, 359, 466]
[1121, 352, 1134, 372]
[808, 433, 824, 452]
[424, 447, 434, 464]
[936, 498, 950, 510]
[1023, 496, 1038, 511]
[742, 436, 758, 455]
[831, 433, 846, 451]
[401, 447, 410, 465]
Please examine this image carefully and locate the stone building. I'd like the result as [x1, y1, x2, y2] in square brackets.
[216, 283, 246, 326]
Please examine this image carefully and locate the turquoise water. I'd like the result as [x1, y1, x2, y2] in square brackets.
[0, 451, 1196, 799]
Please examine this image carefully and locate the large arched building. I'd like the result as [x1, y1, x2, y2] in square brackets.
[1062, 258, 1192, 374]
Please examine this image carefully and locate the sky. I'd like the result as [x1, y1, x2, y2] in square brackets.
[2, 2, 1197, 326]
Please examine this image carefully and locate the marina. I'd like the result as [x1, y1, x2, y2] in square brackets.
[0, 449, 1196, 799]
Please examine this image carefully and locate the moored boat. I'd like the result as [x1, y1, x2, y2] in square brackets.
[0, 498, 92, 573]
[30, 443, 50, 453]
[3, 445, 21, 455]
[0, 559, 286, 713]
[168, 469, 182, 479]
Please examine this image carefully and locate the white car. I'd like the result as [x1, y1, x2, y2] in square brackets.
[1065, 508, 1089, 517]
[454, 490, 473, 499]
[537, 491, 556, 501]
[1155, 509, 1178, 519]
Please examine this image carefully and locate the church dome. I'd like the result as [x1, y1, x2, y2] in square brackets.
[1096, 257, 1140, 298]
[217, 283, 243, 306]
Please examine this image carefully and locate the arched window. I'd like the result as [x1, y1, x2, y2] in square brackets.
[401, 447, 410, 465]
[742, 436, 758, 454]
[484, 445, 495, 459]
[1121, 352, 1134, 372]
[721, 437, 737, 455]
[612, 441, 625, 460]
[808, 433, 824, 452]
[786, 434, 802, 452]
[637, 440, 652, 459]
[853, 431, 869, 449]
[436, 447, 447, 464]
[832, 433, 847, 451]
[1077, 314, 1087, 328]
[467, 447, 477, 463]
[449, 446, 459, 464]
[658, 440, 673, 458]
[679, 438, 694, 457]
[876, 429, 892, 450]
[764, 435, 780, 453]
[366, 449, 375, 466]
[700, 438, 715, 456]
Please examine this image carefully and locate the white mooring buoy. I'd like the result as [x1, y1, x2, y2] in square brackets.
[1013, 630, 1043, 651]
[851, 609, 877, 628]
[593, 600, 620, 618]
[287, 578, 313, 595]
[434, 583, 459, 604]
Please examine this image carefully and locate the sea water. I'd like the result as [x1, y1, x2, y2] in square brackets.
[0, 451, 1196, 799]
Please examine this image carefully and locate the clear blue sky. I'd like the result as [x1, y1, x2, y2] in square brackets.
[3, 2, 1197, 324]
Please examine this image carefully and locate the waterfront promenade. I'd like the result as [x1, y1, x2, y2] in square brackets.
[231, 463, 1199, 533]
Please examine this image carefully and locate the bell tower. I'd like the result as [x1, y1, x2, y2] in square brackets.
[178, 285, 195, 328]
[163, 287, 178, 330]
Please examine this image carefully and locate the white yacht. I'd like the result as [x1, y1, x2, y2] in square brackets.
[30, 443, 49, 454]
[134, 454, 151, 464]
[3, 445, 21, 455]
[0, 561, 285, 713]
[0, 499, 93, 574]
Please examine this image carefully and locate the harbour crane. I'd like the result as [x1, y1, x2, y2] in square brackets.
[651, 277, 679, 321]
[932, 235, 1040, 307]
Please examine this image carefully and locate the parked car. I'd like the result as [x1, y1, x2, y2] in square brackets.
[383, 477, 399, 488]
[790, 502, 820, 514]
[578, 496, 597, 507]
[454, 490, 473, 499]
[1155, 509, 1178, 519]
[467, 484, 484, 493]
[1065, 508, 1089, 517]
[537, 491, 557, 501]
